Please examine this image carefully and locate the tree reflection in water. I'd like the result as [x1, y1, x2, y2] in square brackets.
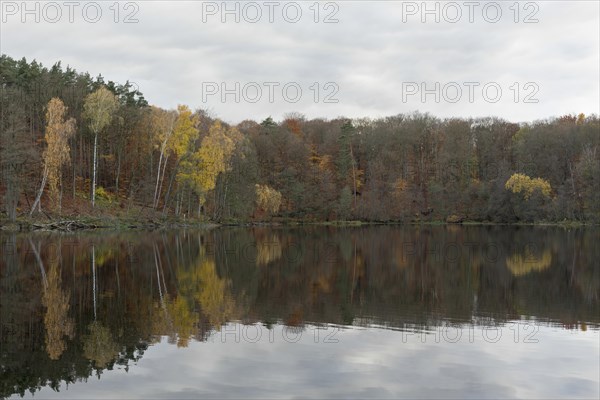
[0, 226, 598, 397]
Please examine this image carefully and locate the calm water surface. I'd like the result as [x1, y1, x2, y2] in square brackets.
[1, 226, 599, 399]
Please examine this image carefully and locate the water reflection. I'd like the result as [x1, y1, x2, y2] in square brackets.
[0, 226, 598, 398]
[42, 264, 75, 360]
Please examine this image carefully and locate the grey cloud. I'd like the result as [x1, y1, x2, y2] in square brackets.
[1, 1, 598, 123]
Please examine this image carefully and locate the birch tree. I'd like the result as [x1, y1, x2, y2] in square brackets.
[177, 121, 236, 213]
[83, 87, 118, 207]
[162, 105, 199, 214]
[31, 98, 76, 215]
[151, 107, 177, 209]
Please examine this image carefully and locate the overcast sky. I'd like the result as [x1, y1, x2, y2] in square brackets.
[1, 1, 599, 123]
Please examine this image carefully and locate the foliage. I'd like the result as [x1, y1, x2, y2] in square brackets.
[178, 120, 234, 204]
[43, 98, 76, 206]
[95, 186, 114, 203]
[1, 55, 598, 223]
[505, 173, 552, 200]
[83, 87, 119, 135]
[83, 86, 119, 207]
[170, 105, 199, 158]
[337, 186, 353, 219]
[255, 184, 282, 215]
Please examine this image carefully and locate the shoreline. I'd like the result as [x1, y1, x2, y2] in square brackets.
[0, 216, 596, 232]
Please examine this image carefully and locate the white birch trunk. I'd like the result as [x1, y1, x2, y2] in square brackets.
[30, 165, 48, 216]
[92, 131, 98, 207]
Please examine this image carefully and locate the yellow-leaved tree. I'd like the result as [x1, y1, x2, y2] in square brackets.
[31, 98, 76, 215]
[161, 105, 199, 214]
[177, 120, 238, 213]
[255, 184, 282, 217]
[83, 87, 119, 207]
[505, 173, 552, 200]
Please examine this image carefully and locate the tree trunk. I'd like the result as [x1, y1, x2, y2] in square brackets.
[59, 173, 63, 216]
[213, 190, 218, 220]
[162, 159, 181, 216]
[187, 188, 192, 218]
[30, 165, 48, 216]
[153, 145, 164, 208]
[92, 245, 97, 320]
[157, 154, 169, 208]
[72, 139, 77, 199]
[115, 150, 122, 196]
[350, 144, 357, 208]
[223, 179, 229, 220]
[92, 131, 98, 207]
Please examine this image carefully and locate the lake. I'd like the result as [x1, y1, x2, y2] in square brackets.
[1, 225, 599, 399]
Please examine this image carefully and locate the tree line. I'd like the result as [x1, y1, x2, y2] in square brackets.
[1, 55, 599, 223]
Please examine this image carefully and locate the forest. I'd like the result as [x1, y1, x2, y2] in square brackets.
[1, 55, 599, 225]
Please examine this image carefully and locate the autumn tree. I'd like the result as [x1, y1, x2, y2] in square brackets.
[150, 106, 177, 209]
[213, 127, 259, 220]
[178, 121, 234, 213]
[575, 144, 600, 220]
[505, 173, 552, 200]
[2, 54, 600, 224]
[505, 173, 553, 221]
[255, 184, 282, 218]
[30, 98, 76, 215]
[336, 120, 358, 208]
[83, 86, 118, 207]
[162, 105, 199, 215]
[198, 122, 238, 211]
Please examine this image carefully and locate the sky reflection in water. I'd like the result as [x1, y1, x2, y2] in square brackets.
[1, 226, 599, 399]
